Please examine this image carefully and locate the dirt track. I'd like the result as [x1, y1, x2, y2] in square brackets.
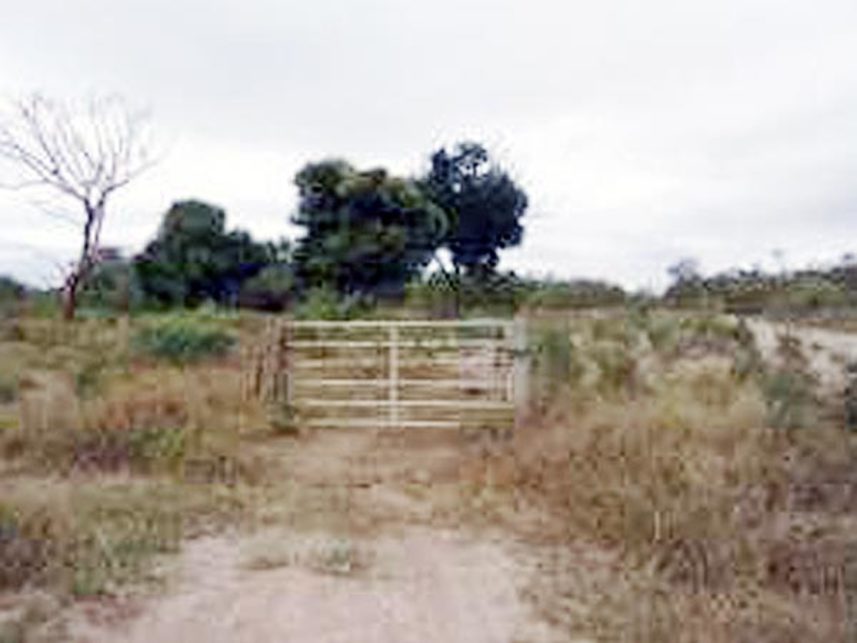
[80, 530, 553, 643]
[70, 429, 567, 643]
[746, 318, 857, 390]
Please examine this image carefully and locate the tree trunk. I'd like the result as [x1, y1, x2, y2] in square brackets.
[62, 203, 99, 322]
[62, 275, 79, 321]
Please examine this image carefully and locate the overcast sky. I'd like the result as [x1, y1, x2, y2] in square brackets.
[0, 0, 855, 291]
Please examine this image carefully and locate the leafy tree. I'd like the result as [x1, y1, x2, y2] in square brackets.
[79, 248, 142, 313]
[664, 257, 708, 307]
[667, 257, 701, 286]
[291, 161, 447, 299]
[0, 275, 25, 301]
[0, 275, 26, 317]
[421, 142, 528, 276]
[135, 200, 271, 308]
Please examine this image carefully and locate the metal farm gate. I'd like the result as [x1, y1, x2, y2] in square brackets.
[251, 318, 529, 431]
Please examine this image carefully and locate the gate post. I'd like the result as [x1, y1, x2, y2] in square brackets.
[389, 324, 399, 429]
[513, 316, 530, 430]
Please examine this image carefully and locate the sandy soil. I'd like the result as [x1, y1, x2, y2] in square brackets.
[76, 529, 561, 643]
[68, 429, 568, 643]
[747, 318, 857, 390]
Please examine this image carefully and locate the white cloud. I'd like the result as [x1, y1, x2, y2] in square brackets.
[0, 0, 855, 290]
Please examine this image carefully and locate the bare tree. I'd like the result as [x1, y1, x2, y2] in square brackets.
[0, 94, 154, 319]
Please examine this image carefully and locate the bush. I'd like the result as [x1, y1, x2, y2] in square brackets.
[0, 276, 26, 317]
[0, 374, 17, 404]
[591, 343, 638, 394]
[530, 322, 583, 408]
[134, 320, 235, 364]
[78, 258, 144, 314]
[238, 264, 294, 312]
[761, 369, 816, 429]
[293, 287, 368, 320]
[759, 333, 820, 429]
[844, 361, 857, 431]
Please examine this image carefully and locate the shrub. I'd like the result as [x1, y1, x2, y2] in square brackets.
[590, 343, 638, 394]
[530, 322, 583, 408]
[590, 316, 636, 347]
[293, 287, 368, 320]
[0, 374, 17, 404]
[762, 368, 817, 429]
[238, 264, 294, 312]
[646, 316, 680, 354]
[134, 320, 235, 364]
[759, 333, 820, 429]
[0, 276, 26, 318]
[844, 361, 857, 431]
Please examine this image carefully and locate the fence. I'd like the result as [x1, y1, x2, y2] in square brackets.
[250, 318, 529, 431]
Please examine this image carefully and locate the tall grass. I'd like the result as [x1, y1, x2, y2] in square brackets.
[480, 311, 856, 641]
[0, 311, 273, 629]
[0, 477, 250, 598]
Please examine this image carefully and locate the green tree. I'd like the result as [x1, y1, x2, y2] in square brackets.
[0, 275, 26, 317]
[135, 200, 271, 308]
[421, 142, 528, 277]
[291, 161, 447, 300]
[238, 240, 294, 311]
[79, 248, 142, 313]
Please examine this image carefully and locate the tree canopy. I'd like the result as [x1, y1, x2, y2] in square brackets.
[291, 160, 448, 299]
[421, 142, 528, 274]
[135, 200, 271, 307]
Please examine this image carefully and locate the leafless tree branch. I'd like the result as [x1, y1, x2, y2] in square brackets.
[0, 93, 156, 319]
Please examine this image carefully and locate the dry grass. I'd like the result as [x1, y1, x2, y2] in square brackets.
[242, 531, 375, 577]
[472, 311, 857, 641]
[4, 309, 857, 641]
[0, 476, 252, 598]
[2, 314, 273, 479]
[0, 312, 276, 641]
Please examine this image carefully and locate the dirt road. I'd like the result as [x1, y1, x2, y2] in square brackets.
[79, 530, 554, 643]
[746, 318, 857, 390]
[70, 429, 566, 643]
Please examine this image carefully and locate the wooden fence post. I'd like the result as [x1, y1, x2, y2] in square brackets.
[513, 316, 530, 430]
[389, 324, 399, 428]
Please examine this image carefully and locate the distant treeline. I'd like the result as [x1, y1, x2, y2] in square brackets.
[664, 258, 857, 315]
[7, 250, 857, 319]
[2, 141, 545, 317]
[2, 132, 855, 318]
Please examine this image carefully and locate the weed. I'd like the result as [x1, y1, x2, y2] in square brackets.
[762, 368, 818, 429]
[760, 333, 820, 429]
[134, 320, 235, 364]
[0, 478, 247, 597]
[268, 403, 300, 436]
[590, 316, 636, 347]
[844, 361, 857, 431]
[590, 343, 638, 395]
[530, 322, 583, 408]
[0, 375, 16, 404]
[646, 316, 679, 354]
[308, 538, 373, 577]
[293, 287, 369, 320]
